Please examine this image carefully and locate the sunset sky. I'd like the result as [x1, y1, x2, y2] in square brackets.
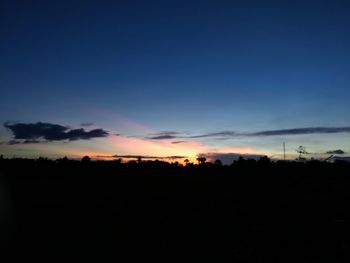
[1, 0, 350, 163]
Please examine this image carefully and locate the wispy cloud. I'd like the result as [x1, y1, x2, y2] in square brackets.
[148, 135, 178, 139]
[144, 126, 350, 141]
[188, 131, 238, 138]
[250, 127, 350, 136]
[147, 131, 180, 140]
[188, 126, 350, 139]
[171, 141, 187, 144]
[4, 121, 109, 144]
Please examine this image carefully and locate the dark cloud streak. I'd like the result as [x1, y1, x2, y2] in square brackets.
[188, 127, 350, 139]
[171, 141, 187, 144]
[251, 127, 350, 136]
[188, 131, 238, 138]
[146, 126, 350, 141]
[147, 131, 180, 140]
[148, 135, 178, 140]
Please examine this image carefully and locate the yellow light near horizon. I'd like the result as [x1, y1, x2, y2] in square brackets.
[105, 135, 208, 158]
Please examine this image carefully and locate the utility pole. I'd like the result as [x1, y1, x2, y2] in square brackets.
[283, 142, 286, 161]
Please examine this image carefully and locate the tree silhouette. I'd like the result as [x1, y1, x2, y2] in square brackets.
[258, 156, 271, 164]
[196, 157, 206, 164]
[57, 156, 69, 163]
[214, 159, 223, 166]
[114, 158, 123, 164]
[81, 155, 91, 163]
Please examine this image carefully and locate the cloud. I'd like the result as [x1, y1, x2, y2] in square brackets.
[326, 149, 346, 155]
[187, 126, 350, 139]
[145, 126, 350, 141]
[250, 127, 350, 136]
[111, 155, 186, 159]
[171, 141, 187, 144]
[189, 131, 238, 138]
[146, 131, 238, 140]
[147, 131, 180, 140]
[200, 152, 264, 165]
[148, 135, 178, 140]
[4, 122, 109, 144]
[80, 122, 94, 127]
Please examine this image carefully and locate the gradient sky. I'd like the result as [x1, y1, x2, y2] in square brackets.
[1, 0, 350, 162]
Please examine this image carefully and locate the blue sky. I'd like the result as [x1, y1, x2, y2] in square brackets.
[1, 0, 350, 161]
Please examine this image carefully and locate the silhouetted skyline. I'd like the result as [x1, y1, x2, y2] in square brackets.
[1, 0, 350, 160]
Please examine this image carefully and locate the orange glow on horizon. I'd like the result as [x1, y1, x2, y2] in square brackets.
[70, 135, 260, 164]
[106, 135, 208, 161]
[2, 113, 261, 163]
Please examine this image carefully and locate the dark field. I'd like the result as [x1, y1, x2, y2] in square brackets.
[1, 158, 350, 262]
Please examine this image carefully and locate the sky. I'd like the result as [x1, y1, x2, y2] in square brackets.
[1, 0, 350, 163]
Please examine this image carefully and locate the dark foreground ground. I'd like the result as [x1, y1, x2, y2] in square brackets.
[1, 158, 350, 262]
